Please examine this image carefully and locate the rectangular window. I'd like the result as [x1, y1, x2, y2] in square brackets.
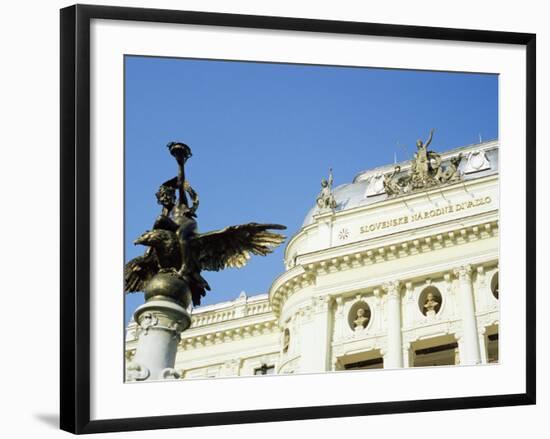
[254, 365, 275, 375]
[344, 357, 384, 370]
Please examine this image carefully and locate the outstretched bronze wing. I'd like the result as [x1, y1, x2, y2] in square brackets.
[191, 223, 286, 272]
[124, 249, 159, 293]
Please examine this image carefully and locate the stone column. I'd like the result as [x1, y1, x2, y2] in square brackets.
[453, 265, 481, 365]
[383, 281, 403, 369]
[126, 296, 191, 382]
[478, 327, 488, 364]
[403, 342, 411, 368]
[298, 296, 333, 373]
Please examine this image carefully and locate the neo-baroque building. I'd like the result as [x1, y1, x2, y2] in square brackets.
[126, 139, 499, 378]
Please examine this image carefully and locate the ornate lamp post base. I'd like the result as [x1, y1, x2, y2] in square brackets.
[126, 274, 191, 382]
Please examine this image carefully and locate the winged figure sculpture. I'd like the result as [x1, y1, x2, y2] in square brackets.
[124, 142, 286, 306]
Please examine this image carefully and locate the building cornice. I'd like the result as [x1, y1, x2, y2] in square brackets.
[270, 215, 498, 316]
[285, 173, 498, 261]
[179, 314, 279, 351]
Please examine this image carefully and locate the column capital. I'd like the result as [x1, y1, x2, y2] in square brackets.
[382, 280, 401, 298]
[453, 264, 473, 281]
[313, 295, 333, 312]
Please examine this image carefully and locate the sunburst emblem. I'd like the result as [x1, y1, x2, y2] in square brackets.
[338, 228, 350, 240]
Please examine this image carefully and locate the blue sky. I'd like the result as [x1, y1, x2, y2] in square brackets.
[124, 56, 498, 324]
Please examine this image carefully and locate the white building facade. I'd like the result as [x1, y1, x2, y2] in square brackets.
[126, 140, 499, 378]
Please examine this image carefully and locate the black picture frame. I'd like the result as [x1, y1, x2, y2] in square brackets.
[60, 4, 536, 434]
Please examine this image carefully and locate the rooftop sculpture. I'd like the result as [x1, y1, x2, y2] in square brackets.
[316, 168, 337, 210]
[384, 129, 464, 196]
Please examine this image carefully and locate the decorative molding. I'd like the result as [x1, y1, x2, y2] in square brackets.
[160, 368, 181, 380]
[190, 299, 273, 328]
[139, 312, 158, 333]
[382, 280, 402, 299]
[463, 150, 491, 174]
[271, 221, 498, 316]
[338, 228, 350, 241]
[179, 318, 278, 350]
[136, 310, 186, 338]
[454, 264, 473, 281]
[126, 361, 150, 382]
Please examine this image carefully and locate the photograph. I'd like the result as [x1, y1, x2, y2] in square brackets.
[123, 56, 500, 381]
[0, 0, 544, 436]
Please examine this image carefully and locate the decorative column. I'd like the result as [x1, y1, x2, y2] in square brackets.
[403, 342, 412, 368]
[383, 280, 403, 369]
[126, 274, 192, 382]
[334, 296, 345, 342]
[453, 265, 481, 365]
[478, 327, 488, 364]
[298, 296, 333, 373]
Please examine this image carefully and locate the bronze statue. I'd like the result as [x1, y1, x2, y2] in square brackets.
[124, 142, 287, 306]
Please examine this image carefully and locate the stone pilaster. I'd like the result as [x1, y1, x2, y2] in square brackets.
[478, 327, 488, 364]
[403, 342, 412, 368]
[453, 265, 481, 365]
[297, 296, 333, 373]
[383, 280, 403, 368]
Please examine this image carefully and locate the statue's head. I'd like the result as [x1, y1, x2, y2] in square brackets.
[321, 178, 328, 187]
[155, 185, 176, 209]
[416, 139, 423, 148]
[427, 292, 434, 301]
[395, 165, 401, 172]
[357, 308, 365, 317]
